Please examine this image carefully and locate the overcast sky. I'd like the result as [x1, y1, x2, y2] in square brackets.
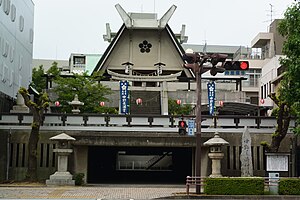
[31, 0, 295, 60]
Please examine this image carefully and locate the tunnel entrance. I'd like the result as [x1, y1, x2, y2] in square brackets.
[87, 146, 192, 184]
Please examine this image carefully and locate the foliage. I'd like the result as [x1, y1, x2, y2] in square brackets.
[277, 1, 300, 135]
[46, 62, 60, 77]
[263, 2, 300, 152]
[73, 173, 85, 186]
[279, 178, 300, 195]
[53, 71, 113, 113]
[31, 65, 45, 92]
[204, 177, 264, 195]
[168, 99, 192, 115]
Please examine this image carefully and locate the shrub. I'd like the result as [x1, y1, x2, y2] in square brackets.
[73, 173, 85, 186]
[204, 177, 264, 195]
[279, 178, 300, 195]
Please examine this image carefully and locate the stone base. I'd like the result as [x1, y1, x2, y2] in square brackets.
[209, 174, 223, 178]
[46, 171, 75, 186]
[10, 106, 29, 113]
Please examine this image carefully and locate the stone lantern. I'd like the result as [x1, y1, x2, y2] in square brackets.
[69, 94, 84, 114]
[46, 133, 76, 186]
[203, 132, 229, 178]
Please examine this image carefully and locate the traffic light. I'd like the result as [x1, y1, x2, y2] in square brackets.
[224, 61, 249, 70]
[178, 120, 187, 135]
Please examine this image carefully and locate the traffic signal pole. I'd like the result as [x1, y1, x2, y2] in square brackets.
[194, 63, 202, 194]
[183, 51, 227, 194]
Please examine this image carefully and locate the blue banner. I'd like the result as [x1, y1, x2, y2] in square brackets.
[187, 119, 195, 136]
[120, 81, 129, 114]
[207, 81, 215, 115]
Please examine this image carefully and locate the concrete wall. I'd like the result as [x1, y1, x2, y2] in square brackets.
[0, 127, 296, 182]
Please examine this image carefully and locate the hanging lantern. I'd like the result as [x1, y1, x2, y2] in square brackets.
[99, 101, 105, 107]
[136, 98, 142, 105]
[219, 100, 224, 107]
[176, 99, 181, 105]
[55, 101, 60, 107]
[260, 99, 265, 104]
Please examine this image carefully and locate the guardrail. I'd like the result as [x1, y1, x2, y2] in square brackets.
[0, 113, 296, 129]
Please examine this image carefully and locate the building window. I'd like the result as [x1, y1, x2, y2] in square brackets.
[73, 56, 85, 65]
[139, 40, 152, 53]
[10, 4, 16, 22]
[9, 46, 14, 62]
[19, 15, 24, 32]
[2, 64, 8, 83]
[18, 55, 23, 70]
[9, 70, 13, 86]
[3, 0, 10, 15]
[2, 40, 9, 57]
[261, 85, 263, 99]
[29, 29, 34, 44]
[264, 84, 267, 99]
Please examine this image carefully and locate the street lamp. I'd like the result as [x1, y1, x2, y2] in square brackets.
[182, 49, 227, 194]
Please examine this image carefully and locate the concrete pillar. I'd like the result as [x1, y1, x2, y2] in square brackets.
[73, 146, 88, 184]
[161, 81, 168, 115]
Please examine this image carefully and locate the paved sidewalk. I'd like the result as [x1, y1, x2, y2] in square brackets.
[0, 184, 186, 199]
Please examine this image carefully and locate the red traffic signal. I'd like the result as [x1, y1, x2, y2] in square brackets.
[178, 120, 187, 135]
[224, 61, 249, 70]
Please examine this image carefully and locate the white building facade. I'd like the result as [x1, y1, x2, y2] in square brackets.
[0, 0, 34, 112]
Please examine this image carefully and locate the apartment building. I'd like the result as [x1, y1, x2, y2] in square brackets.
[0, 0, 34, 112]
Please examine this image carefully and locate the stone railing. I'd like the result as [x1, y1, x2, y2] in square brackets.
[0, 113, 296, 130]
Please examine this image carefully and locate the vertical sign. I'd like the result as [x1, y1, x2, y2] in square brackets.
[187, 119, 195, 136]
[120, 81, 129, 114]
[207, 81, 215, 115]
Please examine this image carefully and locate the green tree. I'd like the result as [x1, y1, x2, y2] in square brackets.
[168, 99, 192, 115]
[264, 1, 300, 152]
[19, 87, 49, 181]
[53, 71, 114, 113]
[31, 65, 45, 92]
[46, 62, 60, 77]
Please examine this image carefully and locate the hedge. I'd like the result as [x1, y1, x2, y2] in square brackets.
[204, 177, 264, 195]
[279, 178, 300, 195]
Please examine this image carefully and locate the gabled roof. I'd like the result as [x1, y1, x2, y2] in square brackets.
[93, 24, 126, 73]
[93, 24, 192, 77]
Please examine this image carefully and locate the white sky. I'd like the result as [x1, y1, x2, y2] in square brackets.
[31, 0, 295, 60]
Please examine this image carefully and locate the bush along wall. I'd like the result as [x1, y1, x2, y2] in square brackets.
[279, 178, 300, 195]
[204, 177, 264, 195]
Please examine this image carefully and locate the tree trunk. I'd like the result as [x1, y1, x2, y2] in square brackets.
[26, 125, 40, 181]
[268, 101, 291, 152]
[19, 88, 48, 181]
[26, 108, 42, 181]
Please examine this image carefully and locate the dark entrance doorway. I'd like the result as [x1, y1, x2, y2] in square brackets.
[87, 146, 192, 184]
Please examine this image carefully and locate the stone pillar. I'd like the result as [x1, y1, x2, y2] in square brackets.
[203, 132, 229, 178]
[69, 94, 84, 114]
[46, 133, 76, 186]
[10, 92, 29, 113]
[208, 152, 224, 178]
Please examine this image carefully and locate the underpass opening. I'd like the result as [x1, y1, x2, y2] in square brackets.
[87, 146, 192, 184]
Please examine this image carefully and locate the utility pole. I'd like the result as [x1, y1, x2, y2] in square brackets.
[182, 49, 227, 194]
